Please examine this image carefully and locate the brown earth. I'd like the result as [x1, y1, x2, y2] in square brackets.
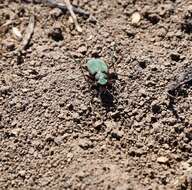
[1, 0, 192, 189]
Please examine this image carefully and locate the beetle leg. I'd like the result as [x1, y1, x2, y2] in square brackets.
[68, 55, 87, 81]
[79, 62, 88, 82]
[108, 43, 127, 79]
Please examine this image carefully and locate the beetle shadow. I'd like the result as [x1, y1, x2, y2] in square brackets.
[95, 75, 118, 110]
[100, 90, 115, 108]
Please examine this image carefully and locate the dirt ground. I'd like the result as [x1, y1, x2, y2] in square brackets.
[1, 0, 192, 189]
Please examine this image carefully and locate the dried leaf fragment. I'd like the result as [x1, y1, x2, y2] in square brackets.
[20, 15, 35, 51]
[64, 0, 82, 32]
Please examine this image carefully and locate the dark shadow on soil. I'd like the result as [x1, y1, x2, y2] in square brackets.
[100, 90, 114, 108]
[98, 73, 120, 110]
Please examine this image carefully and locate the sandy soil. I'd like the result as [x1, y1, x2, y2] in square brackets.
[0, 0, 192, 189]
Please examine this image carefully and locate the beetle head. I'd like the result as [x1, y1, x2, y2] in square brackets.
[96, 72, 108, 85]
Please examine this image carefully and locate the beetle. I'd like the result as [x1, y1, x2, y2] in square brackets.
[76, 57, 120, 106]
[87, 58, 109, 86]
[69, 44, 125, 105]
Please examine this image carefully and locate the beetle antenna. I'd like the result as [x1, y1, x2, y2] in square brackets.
[68, 54, 87, 82]
[78, 59, 87, 82]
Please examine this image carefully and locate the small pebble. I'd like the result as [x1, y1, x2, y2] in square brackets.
[78, 139, 93, 150]
[67, 152, 74, 162]
[18, 170, 26, 177]
[104, 120, 115, 128]
[131, 12, 141, 25]
[54, 136, 63, 145]
[50, 8, 63, 18]
[79, 104, 87, 111]
[72, 112, 80, 120]
[45, 134, 54, 142]
[12, 27, 22, 41]
[28, 147, 35, 154]
[157, 156, 169, 164]
[138, 88, 147, 97]
[77, 45, 87, 54]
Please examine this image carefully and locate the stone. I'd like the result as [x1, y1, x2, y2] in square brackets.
[131, 12, 141, 25]
[18, 170, 26, 177]
[45, 134, 54, 142]
[78, 139, 93, 150]
[28, 147, 35, 154]
[11, 128, 21, 136]
[72, 112, 80, 121]
[157, 156, 169, 164]
[138, 88, 147, 97]
[110, 111, 120, 118]
[54, 136, 63, 145]
[50, 8, 63, 18]
[67, 152, 74, 162]
[77, 45, 87, 54]
[79, 104, 87, 112]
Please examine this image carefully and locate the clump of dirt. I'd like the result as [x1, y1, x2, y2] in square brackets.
[0, 0, 192, 189]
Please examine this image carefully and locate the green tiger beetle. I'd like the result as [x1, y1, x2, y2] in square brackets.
[85, 58, 117, 94]
[70, 45, 126, 105]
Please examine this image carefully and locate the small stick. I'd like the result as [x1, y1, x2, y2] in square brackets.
[19, 15, 35, 51]
[46, 0, 90, 17]
[64, 0, 82, 32]
[0, 20, 13, 29]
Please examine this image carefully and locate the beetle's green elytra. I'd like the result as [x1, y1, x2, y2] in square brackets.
[87, 58, 108, 75]
[87, 58, 108, 85]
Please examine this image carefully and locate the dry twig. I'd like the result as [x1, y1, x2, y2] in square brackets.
[46, 0, 90, 17]
[64, 0, 82, 32]
[19, 15, 35, 51]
